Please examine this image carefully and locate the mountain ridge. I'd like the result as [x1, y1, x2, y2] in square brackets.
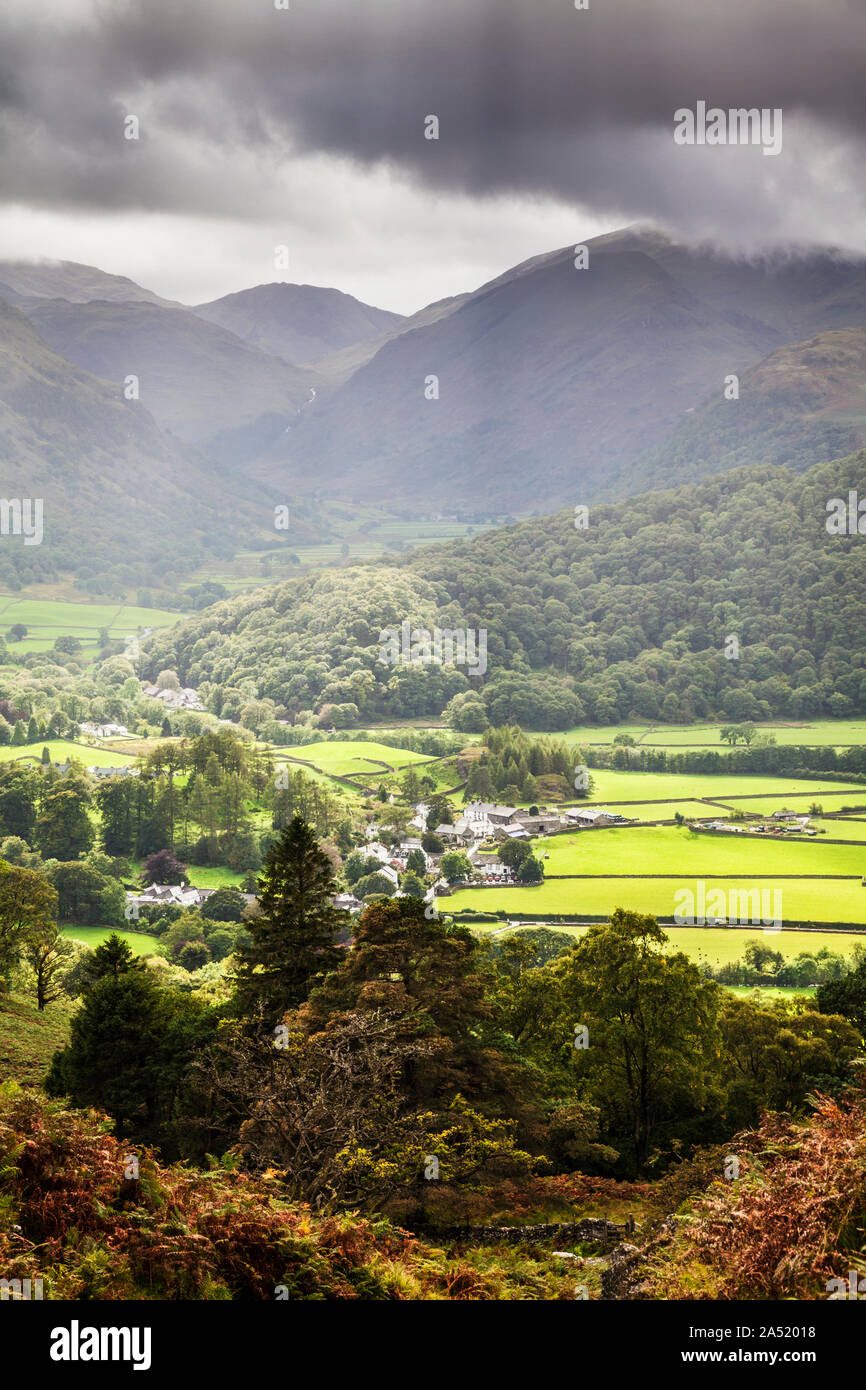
[253, 227, 866, 512]
[0, 259, 181, 309]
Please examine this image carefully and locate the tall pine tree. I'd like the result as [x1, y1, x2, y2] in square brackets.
[233, 816, 345, 1026]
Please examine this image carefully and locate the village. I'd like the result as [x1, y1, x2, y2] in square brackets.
[120, 797, 638, 919]
[331, 798, 635, 913]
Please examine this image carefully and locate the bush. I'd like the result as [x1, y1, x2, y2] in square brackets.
[202, 886, 246, 922]
[178, 941, 211, 972]
[354, 871, 396, 899]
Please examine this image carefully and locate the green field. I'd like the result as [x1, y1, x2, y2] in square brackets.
[272, 758, 365, 799]
[564, 720, 866, 749]
[123, 858, 245, 892]
[193, 508, 494, 594]
[816, 817, 866, 841]
[448, 876, 866, 924]
[0, 594, 181, 658]
[280, 740, 433, 779]
[537, 825, 866, 878]
[584, 769, 865, 805]
[60, 926, 161, 956]
[726, 986, 816, 1000]
[183, 864, 246, 890]
[566, 724, 657, 745]
[472, 920, 866, 966]
[601, 799, 729, 823]
[0, 739, 136, 767]
[714, 791, 866, 813]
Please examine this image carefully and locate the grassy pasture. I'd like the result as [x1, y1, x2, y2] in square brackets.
[0, 739, 135, 767]
[123, 859, 245, 892]
[648, 721, 866, 748]
[193, 509, 491, 593]
[280, 740, 433, 778]
[0, 594, 181, 658]
[536, 825, 866, 878]
[726, 986, 817, 1000]
[183, 864, 246, 890]
[60, 926, 161, 956]
[585, 769, 865, 804]
[601, 800, 726, 823]
[447, 876, 866, 924]
[479, 921, 866, 968]
[815, 817, 866, 841]
[564, 720, 866, 749]
[565, 724, 658, 745]
[711, 792, 866, 820]
[271, 758, 366, 800]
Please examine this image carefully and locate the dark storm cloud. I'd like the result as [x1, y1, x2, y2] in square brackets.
[1, 0, 865, 240]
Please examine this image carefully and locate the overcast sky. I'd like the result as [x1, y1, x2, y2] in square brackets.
[1, 0, 864, 313]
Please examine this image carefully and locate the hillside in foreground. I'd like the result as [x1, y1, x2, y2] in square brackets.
[0, 992, 72, 1088]
[628, 1083, 866, 1301]
[0, 1087, 577, 1301]
[4, 1077, 863, 1300]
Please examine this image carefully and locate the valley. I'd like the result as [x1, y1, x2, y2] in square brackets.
[3, 230, 866, 1314]
[6, 0, 866, 1329]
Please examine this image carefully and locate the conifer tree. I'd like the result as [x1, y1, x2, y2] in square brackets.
[87, 932, 145, 984]
[233, 815, 345, 1025]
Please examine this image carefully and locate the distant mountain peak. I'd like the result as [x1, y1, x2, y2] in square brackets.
[191, 282, 405, 366]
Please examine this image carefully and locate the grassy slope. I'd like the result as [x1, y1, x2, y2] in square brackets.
[450, 878, 866, 925]
[0, 739, 135, 767]
[584, 770, 865, 803]
[280, 740, 434, 774]
[0, 594, 181, 657]
[0, 992, 72, 1086]
[59, 927, 161, 956]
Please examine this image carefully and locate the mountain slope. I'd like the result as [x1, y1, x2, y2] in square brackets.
[0, 297, 239, 590]
[20, 297, 320, 453]
[622, 326, 866, 496]
[310, 293, 470, 389]
[191, 282, 405, 366]
[255, 228, 866, 513]
[144, 449, 866, 728]
[0, 259, 179, 308]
